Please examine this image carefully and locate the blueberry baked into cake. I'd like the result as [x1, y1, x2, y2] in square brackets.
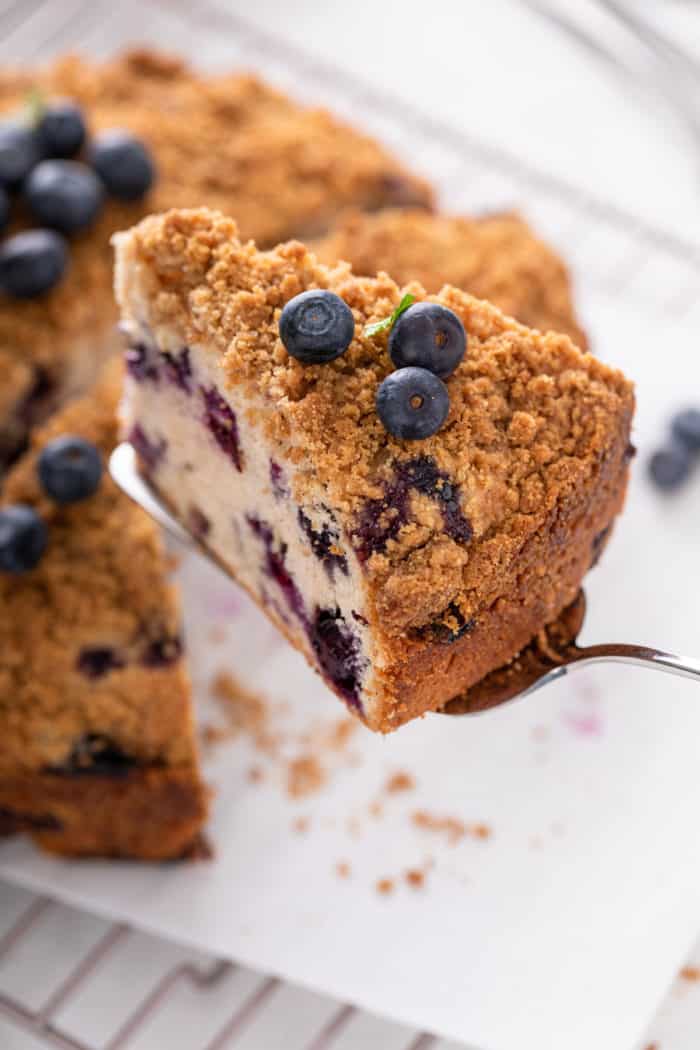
[0, 363, 208, 857]
[0, 49, 431, 474]
[312, 208, 588, 348]
[116, 208, 634, 733]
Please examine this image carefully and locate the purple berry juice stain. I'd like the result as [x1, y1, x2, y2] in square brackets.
[125, 343, 160, 383]
[201, 385, 242, 471]
[162, 347, 192, 394]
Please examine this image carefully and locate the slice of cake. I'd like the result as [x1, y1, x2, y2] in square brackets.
[115, 208, 634, 734]
[0, 363, 208, 857]
[0, 49, 432, 472]
[312, 208, 587, 347]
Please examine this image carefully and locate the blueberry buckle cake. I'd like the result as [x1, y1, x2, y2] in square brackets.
[0, 363, 208, 857]
[115, 208, 634, 733]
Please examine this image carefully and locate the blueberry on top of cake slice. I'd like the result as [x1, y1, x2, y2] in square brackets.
[312, 208, 588, 348]
[0, 49, 432, 474]
[115, 208, 634, 733]
[0, 361, 208, 858]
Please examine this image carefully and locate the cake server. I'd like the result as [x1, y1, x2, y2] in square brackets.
[110, 441, 700, 712]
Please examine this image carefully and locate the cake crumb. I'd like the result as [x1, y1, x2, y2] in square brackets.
[412, 810, 466, 845]
[292, 815, 310, 834]
[200, 724, 229, 747]
[680, 965, 700, 981]
[210, 671, 277, 753]
[385, 771, 415, 794]
[247, 765, 264, 784]
[471, 822, 492, 840]
[411, 810, 492, 844]
[376, 878, 394, 895]
[287, 755, 326, 799]
[325, 717, 358, 751]
[369, 800, 383, 819]
[404, 868, 426, 889]
[335, 860, 351, 879]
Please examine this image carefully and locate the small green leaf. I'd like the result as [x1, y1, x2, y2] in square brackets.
[363, 292, 415, 339]
[25, 87, 46, 126]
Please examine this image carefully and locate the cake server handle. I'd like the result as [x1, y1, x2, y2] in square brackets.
[442, 642, 700, 715]
[521, 643, 700, 698]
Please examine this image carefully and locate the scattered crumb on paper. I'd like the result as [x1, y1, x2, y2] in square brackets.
[209, 670, 277, 753]
[287, 755, 326, 799]
[335, 861, 351, 879]
[385, 771, 415, 794]
[412, 810, 492, 844]
[680, 965, 700, 981]
[376, 878, 395, 895]
[404, 868, 426, 889]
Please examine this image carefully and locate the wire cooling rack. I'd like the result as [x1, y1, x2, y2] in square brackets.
[2, 1, 700, 1047]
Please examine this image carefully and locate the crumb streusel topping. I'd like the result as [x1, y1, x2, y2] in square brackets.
[312, 207, 587, 347]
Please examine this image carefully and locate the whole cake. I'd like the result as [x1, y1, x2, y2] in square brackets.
[115, 208, 634, 733]
[0, 363, 208, 857]
[312, 208, 587, 347]
[0, 49, 431, 472]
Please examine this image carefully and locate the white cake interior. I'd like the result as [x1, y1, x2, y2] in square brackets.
[119, 316, 380, 720]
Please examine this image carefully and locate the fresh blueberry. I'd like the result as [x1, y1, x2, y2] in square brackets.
[0, 121, 40, 188]
[671, 408, 700, 453]
[0, 185, 9, 233]
[279, 289, 355, 364]
[389, 302, 466, 378]
[0, 504, 47, 573]
[376, 367, 450, 440]
[648, 442, 691, 491]
[89, 130, 155, 200]
[25, 160, 103, 234]
[37, 100, 87, 158]
[0, 229, 68, 298]
[38, 435, 102, 503]
[77, 647, 125, 679]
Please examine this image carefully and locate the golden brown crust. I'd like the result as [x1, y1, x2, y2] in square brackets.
[0, 767, 209, 859]
[376, 438, 629, 730]
[0, 361, 208, 855]
[312, 208, 587, 347]
[0, 48, 432, 391]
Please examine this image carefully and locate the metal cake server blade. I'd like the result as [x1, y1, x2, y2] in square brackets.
[110, 442, 700, 714]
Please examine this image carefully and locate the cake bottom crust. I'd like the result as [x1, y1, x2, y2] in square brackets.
[375, 448, 631, 732]
[443, 589, 587, 714]
[0, 766, 209, 860]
